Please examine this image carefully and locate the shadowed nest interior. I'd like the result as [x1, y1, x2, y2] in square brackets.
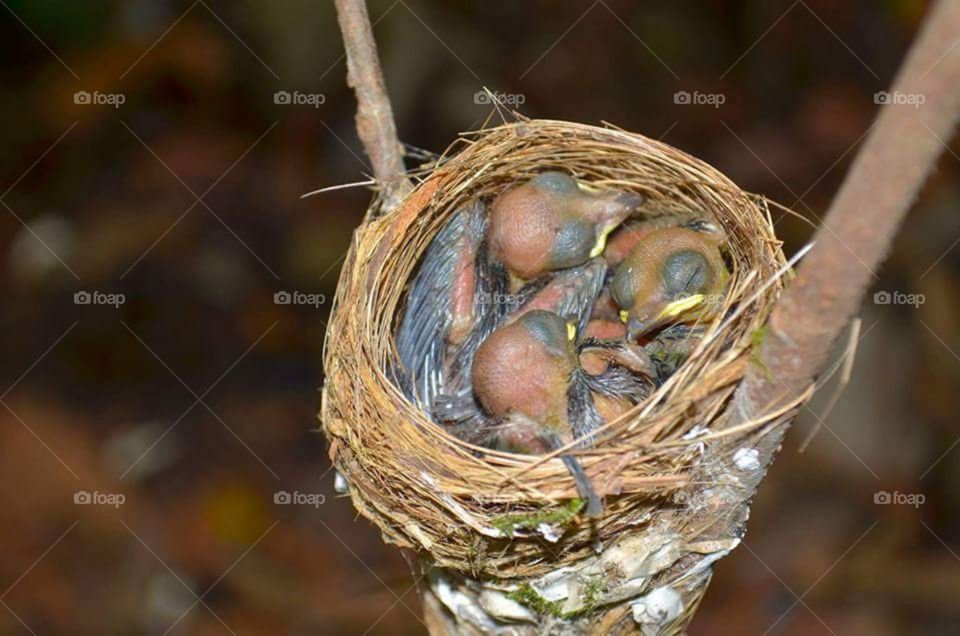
[321, 119, 787, 579]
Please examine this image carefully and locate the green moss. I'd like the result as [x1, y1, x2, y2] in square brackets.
[749, 326, 774, 380]
[507, 583, 565, 617]
[491, 499, 584, 538]
[578, 576, 607, 613]
[507, 575, 610, 619]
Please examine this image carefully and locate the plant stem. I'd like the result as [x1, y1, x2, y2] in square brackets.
[729, 0, 960, 431]
[334, 0, 411, 214]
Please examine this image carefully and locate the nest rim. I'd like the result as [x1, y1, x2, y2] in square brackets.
[321, 118, 788, 578]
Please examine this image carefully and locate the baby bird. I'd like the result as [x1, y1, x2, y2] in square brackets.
[577, 338, 656, 422]
[611, 226, 729, 341]
[470, 310, 605, 516]
[432, 255, 608, 432]
[396, 201, 487, 411]
[604, 213, 724, 267]
[487, 172, 643, 284]
[504, 257, 607, 336]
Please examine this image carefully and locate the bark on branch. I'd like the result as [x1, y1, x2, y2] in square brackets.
[730, 0, 960, 430]
[334, 0, 411, 214]
[328, 1, 960, 632]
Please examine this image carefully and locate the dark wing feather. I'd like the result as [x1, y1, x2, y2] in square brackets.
[396, 201, 485, 410]
[514, 259, 606, 335]
[582, 365, 653, 401]
[566, 368, 607, 443]
[556, 259, 607, 334]
[431, 241, 510, 424]
[539, 427, 603, 517]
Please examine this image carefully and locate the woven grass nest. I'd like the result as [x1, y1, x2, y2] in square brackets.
[321, 119, 787, 582]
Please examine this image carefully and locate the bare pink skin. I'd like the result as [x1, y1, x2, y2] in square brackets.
[580, 352, 607, 376]
[589, 289, 622, 322]
[580, 320, 627, 375]
[582, 319, 627, 341]
[488, 177, 640, 280]
[502, 261, 602, 327]
[605, 214, 722, 267]
[511, 280, 569, 319]
[604, 222, 656, 267]
[488, 183, 565, 279]
[448, 239, 478, 344]
[592, 393, 634, 423]
[579, 333, 655, 378]
[495, 412, 553, 453]
[613, 227, 728, 339]
[471, 319, 574, 432]
[579, 320, 628, 375]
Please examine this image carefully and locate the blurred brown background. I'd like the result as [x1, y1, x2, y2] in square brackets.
[1, 0, 958, 634]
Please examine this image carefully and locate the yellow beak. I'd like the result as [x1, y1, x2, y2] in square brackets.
[625, 294, 708, 340]
[589, 224, 616, 258]
[656, 294, 705, 321]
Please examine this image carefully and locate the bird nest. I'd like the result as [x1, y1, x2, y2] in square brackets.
[321, 119, 787, 580]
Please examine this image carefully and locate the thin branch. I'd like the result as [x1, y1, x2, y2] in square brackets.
[730, 0, 960, 430]
[334, 0, 411, 215]
[325, 3, 960, 633]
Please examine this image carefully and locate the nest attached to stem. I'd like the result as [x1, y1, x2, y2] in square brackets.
[321, 119, 787, 581]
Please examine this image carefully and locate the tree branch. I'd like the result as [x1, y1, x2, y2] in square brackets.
[730, 0, 960, 430]
[326, 2, 960, 631]
[334, 0, 411, 215]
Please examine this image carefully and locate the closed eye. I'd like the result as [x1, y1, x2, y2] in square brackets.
[681, 259, 704, 293]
